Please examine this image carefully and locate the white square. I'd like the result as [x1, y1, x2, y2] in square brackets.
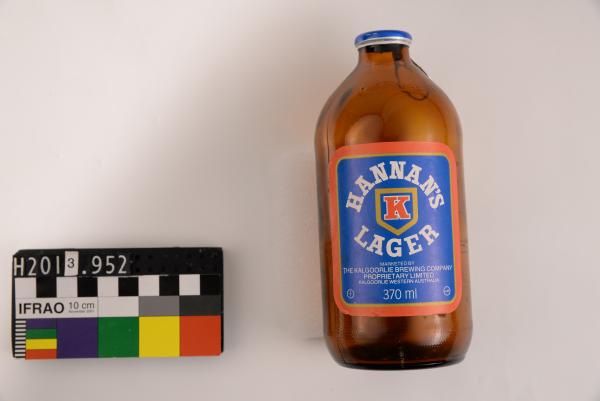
[99, 297, 139, 317]
[56, 277, 77, 298]
[98, 276, 119, 297]
[14, 278, 36, 299]
[179, 274, 200, 296]
[138, 275, 159, 296]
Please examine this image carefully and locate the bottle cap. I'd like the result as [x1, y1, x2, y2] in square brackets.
[354, 30, 412, 48]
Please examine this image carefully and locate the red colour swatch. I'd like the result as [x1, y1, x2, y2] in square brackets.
[26, 349, 57, 360]
[180, 316, 221, 356]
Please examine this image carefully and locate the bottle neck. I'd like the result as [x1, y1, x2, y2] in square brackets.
[357, 44, 410, 66]
[355, 43, 428, 100]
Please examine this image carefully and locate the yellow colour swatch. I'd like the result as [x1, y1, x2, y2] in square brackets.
[139, 316, 180, 358]
[26, 339, 57, 350]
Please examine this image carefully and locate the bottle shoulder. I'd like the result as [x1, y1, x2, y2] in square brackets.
[316, 61, 462, 150]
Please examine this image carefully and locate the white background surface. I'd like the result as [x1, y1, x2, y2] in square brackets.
[1, 1, 599, 400]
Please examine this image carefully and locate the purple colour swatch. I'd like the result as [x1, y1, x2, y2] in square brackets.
[27, 319, 57, 329]
[57, 318, 98, 358]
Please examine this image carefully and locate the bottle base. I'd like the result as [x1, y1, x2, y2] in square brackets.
[335, 355, 465, 370]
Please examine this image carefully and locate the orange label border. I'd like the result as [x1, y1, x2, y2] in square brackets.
[328, 141, 462, 317]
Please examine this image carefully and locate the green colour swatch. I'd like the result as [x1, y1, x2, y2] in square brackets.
[98, 317, 139, 358]
[26, 329, 57, 339]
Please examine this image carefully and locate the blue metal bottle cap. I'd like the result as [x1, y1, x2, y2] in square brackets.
[354, 30, 413, 48]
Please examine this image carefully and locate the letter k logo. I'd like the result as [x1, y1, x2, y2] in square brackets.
[382, 195, 411, 220]
[375, 188, 418, 235]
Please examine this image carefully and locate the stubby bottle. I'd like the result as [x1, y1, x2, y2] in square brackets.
[315, 30, 472, 369]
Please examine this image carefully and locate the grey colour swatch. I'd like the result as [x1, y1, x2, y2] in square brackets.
[139, 296, 180, 316]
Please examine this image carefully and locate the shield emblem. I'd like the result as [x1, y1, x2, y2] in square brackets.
[375, 188, 418, 235]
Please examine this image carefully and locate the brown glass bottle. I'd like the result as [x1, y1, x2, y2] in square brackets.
[315, 31, 472, 369]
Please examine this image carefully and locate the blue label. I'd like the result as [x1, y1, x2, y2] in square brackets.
[330, 142, 461, 316]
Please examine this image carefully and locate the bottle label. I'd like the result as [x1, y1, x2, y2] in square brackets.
[329, 142, 462, 317]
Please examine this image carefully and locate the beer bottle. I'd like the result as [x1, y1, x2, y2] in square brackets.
[315, 30, 472, 369]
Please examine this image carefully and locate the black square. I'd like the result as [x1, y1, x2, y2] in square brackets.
[200, 275, 221, 295]
[119, 277, 138, 296]
[77, 277, 97, 297]
[159, 275, 179, 296]
[180, 295, 222, 316]
[36, 277, 56, 298]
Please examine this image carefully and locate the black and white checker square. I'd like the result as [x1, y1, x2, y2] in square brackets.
[14, 274, 221, 299]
